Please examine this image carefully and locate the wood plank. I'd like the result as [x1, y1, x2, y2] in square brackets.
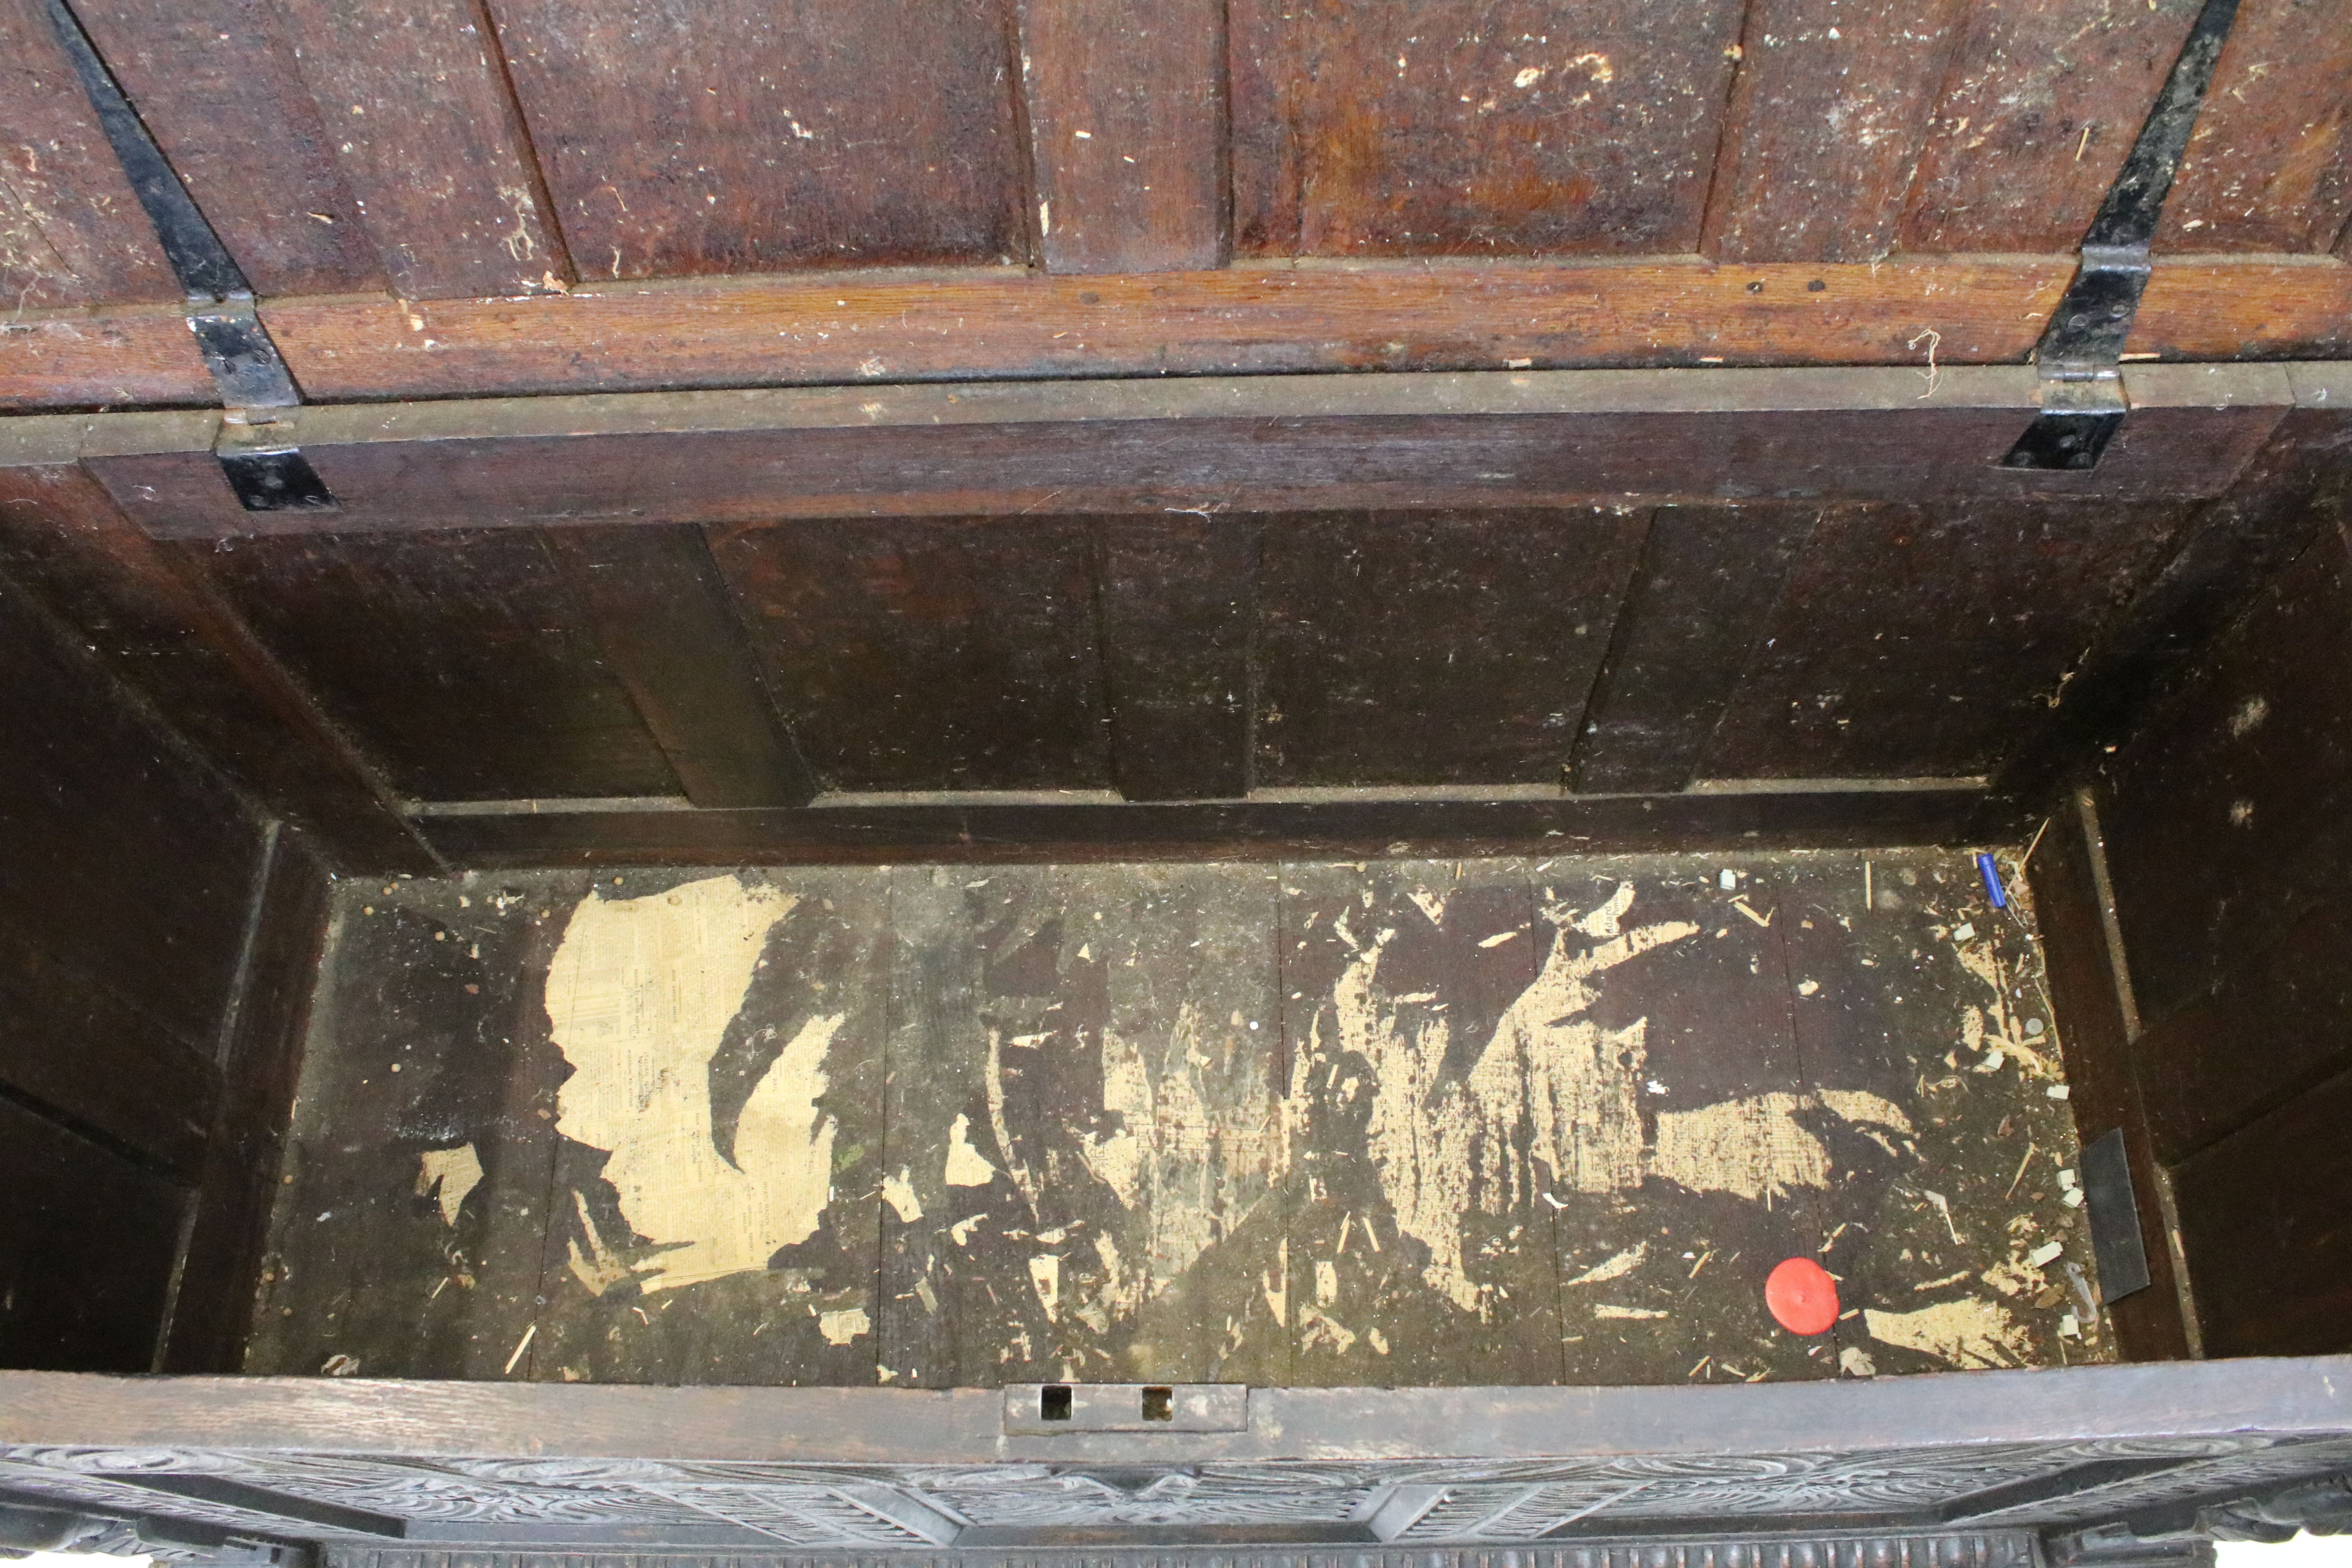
[0, 558, 264, 1047]
[0, 307, 210, 410]
[1785, 851, 2103, 1377]
[1540, 861, 1833, 1386]
[1570, 505, 1815, 793]
[164, 828, 335, 1373]
[880, 862, 1287, 1385]
[2153, 0, 2352, 254]
[1700, 0, 1971, 262]
[272, 0, 572, 299]
[2100, 524, 2352, 1024]
[0, 462, 434, 872]
[524, 868, 890, 1386]
[12, 257, 2352, 412]
[0, 906, 218, 1178]
[1896, 0, 2205, 254]
[245, 874, 582, 1379]
[69, 0, 384, 296]
[408, 786, 1992, 869]
[1276, 859, 1560, 1385]
[709, 518, 1111, 793]
[1229, 0, 1747, 258]
[485, 0, 1026, 278]
[192, 530, 681, 802]
[2135, 898, 2352, 1166]
[2172, 1064, 2352, 1357]
[1096, 516, 1256, 802]
[0, 1096, 187, 1372]
[1019, 0, 1225, 273]
[1704, 500, 2190, 782]
[0, 0, 180, 308]
[8, 1357, 2347, 1466]
[544, 525, 815, 809]
[89, 368, 2293, 541]
[1257, 510, 1649, 788]
[2025, 792, 2193, 1362]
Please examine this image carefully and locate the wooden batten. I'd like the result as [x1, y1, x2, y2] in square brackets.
[5, 257, 2352, 414]
[10, 361, 2304, 539]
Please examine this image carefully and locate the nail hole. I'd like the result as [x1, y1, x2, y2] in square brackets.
[1142, 1387, 1174, 1422]
[1041, 1385, 1073, 1421]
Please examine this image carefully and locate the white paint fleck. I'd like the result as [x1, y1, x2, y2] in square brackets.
[818, 1307, 871, 1345]
[945, 1113, 999, 1187]
[1867, 1299, 2031, 1368]
[416, 1144, 483, 1227]
[1564, 1243, 1647, 1285]
[882, 1167, 924, 1223]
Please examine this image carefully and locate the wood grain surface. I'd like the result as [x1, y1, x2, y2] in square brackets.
[8, 258, 2352, 412]
[247, 849, 2109, 1389]
[484, 0, 1027, 278]
[273, 0, 572, 299]
[1020, 0, 1226, 274]
[1230, 0, 1746, 258]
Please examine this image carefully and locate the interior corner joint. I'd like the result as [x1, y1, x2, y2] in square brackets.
[2001, 0, 2240, 474]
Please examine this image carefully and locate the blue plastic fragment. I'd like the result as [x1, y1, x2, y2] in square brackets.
[1977, 852, 2008, 909]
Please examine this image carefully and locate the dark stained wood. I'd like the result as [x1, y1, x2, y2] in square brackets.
[272, 0, 572, 299]
[1991, 406, 2352, 812]
[2172, 1063, 2352, 1358]
[0, 461, 434, 873]
[408, 785, 1991, 869]
[1019, 0, 1225, 274]
[2154, 0, 2352, 254]
[0, 1095, 188, 1372]
[1230, 0, 1746, 258]
[69, 0, 384, 297]
[0, 309, 212, 411]
[2024, 791, 2193, 1362]
[1096, 517, 1256, 802]
[1542, 864, 1831, 1385]
[1780, 851, 2097, 1376]
[1570, 505, 1815, 794]
[880, 862, 1288, 1386]
[16, 258, 2352, 413]
[164, 827, 334, 1373]
[1896, 0, 2204, 254]
[0, 0, 180, 309]
[1705, 501, 2189, 782]
[1701, 0, 1971, 262]
[0, 557, 265, 1047]
[2135, 898, 2352, 1166]
[710, 518, 1111, 794]
[485, 0, 1027, 278]
[2100, 523, 2352, 1023]
[94, 388, 2290, 543]
[1277, 860, 1560, 1385]
[543, 525, 815, 809]
[1255, 509, 1649, 788]
[192, 530, 680, 803]
[0, 906, 218, 1178]
[245, 873, 583, 1379]
[525, 867, 890, 1387]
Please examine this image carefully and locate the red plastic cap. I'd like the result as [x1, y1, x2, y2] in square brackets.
[1765, 1256, 1840, 1335]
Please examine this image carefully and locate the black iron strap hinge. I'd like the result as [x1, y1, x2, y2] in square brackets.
[2002, 0, 2239, 472]
[43, 0, 337, 513]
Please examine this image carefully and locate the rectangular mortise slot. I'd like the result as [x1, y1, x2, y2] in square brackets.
[1040, 1384, 1073, 1421]
[1141, 1386, 1173, 1421]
